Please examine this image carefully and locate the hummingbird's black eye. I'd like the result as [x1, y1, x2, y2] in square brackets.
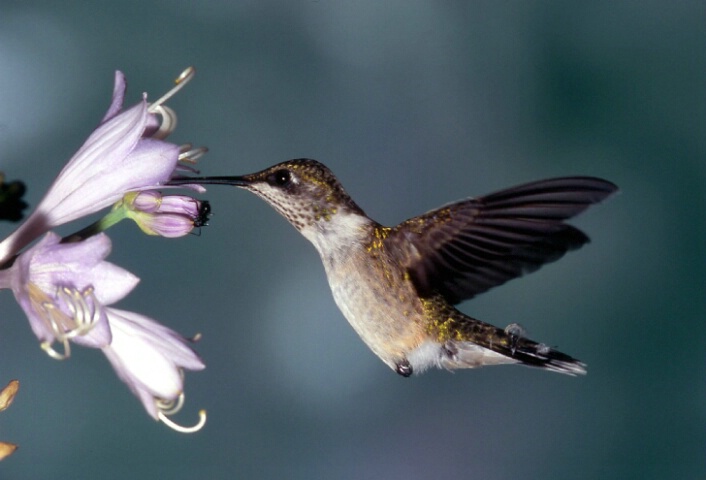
[270, 169, 292, 187]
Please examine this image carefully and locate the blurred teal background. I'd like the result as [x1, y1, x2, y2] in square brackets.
[0, 1, 704, 479]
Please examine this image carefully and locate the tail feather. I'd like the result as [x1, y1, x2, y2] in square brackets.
[508, 338, 586, 375]
[423, 295, 586, 376]
[445, 335, 586, 376]
[439, 315, 586, 375]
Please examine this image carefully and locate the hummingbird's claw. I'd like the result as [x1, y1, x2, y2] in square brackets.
[395, 359, 413, 377]
[504, 323, 526, 355]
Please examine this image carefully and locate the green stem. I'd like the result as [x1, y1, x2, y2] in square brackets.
[60, 207, 127, 243]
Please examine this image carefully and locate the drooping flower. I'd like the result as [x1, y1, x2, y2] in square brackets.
[0, 68, 205, 264]
[102, 308, 205, 431]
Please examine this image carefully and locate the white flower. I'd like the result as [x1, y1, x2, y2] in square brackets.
[102, 308, 206, 431]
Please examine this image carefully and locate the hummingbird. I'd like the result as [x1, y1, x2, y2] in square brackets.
[172, 160, 617, 377]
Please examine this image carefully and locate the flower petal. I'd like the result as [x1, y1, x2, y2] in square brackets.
[36, 101, 150, 226]
[16, 233, 138, 304]
[114, 138, 180, 192]
[101, 71, 127, 123]
[8, 232, 138, 346]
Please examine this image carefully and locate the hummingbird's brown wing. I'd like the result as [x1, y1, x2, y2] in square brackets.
[386, 177, 617, 304]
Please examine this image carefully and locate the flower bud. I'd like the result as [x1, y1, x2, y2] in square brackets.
[123, 191, 210, 238]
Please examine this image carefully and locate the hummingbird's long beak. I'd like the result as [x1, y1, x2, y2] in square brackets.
[168, 176, 251, 187]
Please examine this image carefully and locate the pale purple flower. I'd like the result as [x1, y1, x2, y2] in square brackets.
[0, 232, 137, 358]
[0, 68, 203, 263]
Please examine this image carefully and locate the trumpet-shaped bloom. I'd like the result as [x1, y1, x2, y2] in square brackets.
[0, 232, 137, 357]
[102, 308, 205, 424]
[0, 70, 193, 263]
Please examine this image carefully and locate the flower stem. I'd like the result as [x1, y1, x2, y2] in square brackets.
[61, 207, 127, 243]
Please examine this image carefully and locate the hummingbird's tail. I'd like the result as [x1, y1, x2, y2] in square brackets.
[500, 324, 587, 375]
[422, 297, 587, 376]
[516, 342, 587, 375]
[442, 321, 587, 376]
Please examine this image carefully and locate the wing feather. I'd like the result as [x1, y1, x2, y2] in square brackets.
[386, 176, 617, 303]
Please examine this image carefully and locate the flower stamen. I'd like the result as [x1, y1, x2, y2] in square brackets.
[59, 287, 101, 339]
[29, 283, 102, 360]
[146, 67, 195, 141]
[148, 105, 178, 140]
[178, 145, 209, 165]
[155, 392, 206, 433]
[158, 409, 207, 434]
[41, 338, 71, 361]
[156, 391, 185, 416]
[148, 67, 195, 112]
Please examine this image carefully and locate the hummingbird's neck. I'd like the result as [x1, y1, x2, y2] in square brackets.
[300, 209, 375, 259]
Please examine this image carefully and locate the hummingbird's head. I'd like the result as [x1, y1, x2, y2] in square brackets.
[182, 159, 367, 239]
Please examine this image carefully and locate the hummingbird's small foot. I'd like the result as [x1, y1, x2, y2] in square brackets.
[504, 323, 526, 355]
[395, 359, 413, 377]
